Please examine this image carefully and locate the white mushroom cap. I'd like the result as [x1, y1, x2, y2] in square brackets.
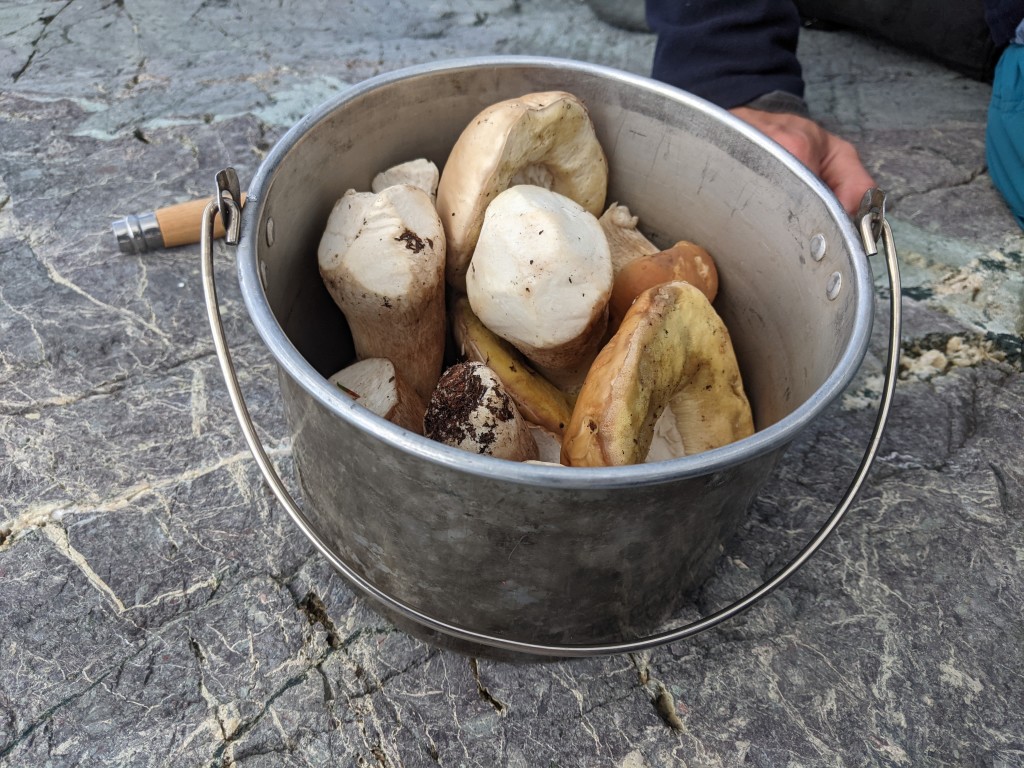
[424, 362, 539, 462]
[465, 184, 612, 374]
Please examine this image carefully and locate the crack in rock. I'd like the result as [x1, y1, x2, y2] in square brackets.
[888, 166, 988, 208]
[652, 682, 685, 731]
[468, 658, 506, 715]
[0, 642, 150, 761]
[12, 1, 76, 83]
[298, 590, 342, 649]
[630, 652, 685, 732]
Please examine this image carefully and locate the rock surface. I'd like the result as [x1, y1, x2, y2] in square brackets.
[1, 1, 1022, 766]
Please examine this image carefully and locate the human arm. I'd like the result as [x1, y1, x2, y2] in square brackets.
[646, 0, 875, 215]
[646, 0, 805, 109]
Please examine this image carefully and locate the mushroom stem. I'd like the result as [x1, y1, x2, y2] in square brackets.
[318, 184, 447, 402]
[465, 184, 613, 388]
[372, 158, 440, 201]
[599, 203, 660, 275]
[328, 358, 426, 434]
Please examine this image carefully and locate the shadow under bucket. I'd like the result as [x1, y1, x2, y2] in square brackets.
[224, 57, 882, 656]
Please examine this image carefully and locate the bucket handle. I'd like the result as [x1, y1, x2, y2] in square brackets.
[201, 176, 901, 657]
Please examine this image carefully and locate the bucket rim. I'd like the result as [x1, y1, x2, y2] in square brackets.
[237, 54, 875, 490]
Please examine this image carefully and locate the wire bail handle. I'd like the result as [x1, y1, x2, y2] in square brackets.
[200, 172, 902, 657]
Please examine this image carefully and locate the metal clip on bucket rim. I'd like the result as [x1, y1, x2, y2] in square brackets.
[201, 176, 902, 658]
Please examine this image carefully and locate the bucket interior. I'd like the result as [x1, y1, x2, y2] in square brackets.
[245, 60, 870, 437]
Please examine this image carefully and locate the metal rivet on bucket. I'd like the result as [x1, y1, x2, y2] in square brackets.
[266, 217, 275, 247]
[827, 271, 843, 300]
[811, 233, 828, 261]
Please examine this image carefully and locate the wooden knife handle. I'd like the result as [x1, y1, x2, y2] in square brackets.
[153, 193, 247, 248]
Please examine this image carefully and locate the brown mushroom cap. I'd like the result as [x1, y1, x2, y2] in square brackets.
[436, 90, 608, 289]
[609, 241, 719, 330]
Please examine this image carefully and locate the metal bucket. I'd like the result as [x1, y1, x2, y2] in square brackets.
[205, 56, 898, 656]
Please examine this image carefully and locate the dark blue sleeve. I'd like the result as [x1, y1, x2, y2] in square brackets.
[984, 0, 1024, 46]
[646, 0, 806, 109]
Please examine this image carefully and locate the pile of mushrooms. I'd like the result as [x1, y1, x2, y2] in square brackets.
[317, 91, 754, 467]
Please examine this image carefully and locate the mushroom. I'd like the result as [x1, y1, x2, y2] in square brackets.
[436, 90, 608, 289]
[372, 158, 440, 201]
[561, 281, 754, 467]
[424, 361, 539, 462]
[328, 358, 426, 434]
[645, 408, 688, 463]
[608, 240, 719, 330]
[317, 183, 446, 402]
[528, 426, 563, 465]
[450, 295, 573, 438]
[599, 203, 660, 275]
[465, 184, 613, 391]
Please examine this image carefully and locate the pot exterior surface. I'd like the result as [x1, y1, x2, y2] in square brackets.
[237, 58, 873, 646]
[281, 370, 779, 645]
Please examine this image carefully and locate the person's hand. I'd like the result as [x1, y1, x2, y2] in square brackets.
[730, 106, 875, 216]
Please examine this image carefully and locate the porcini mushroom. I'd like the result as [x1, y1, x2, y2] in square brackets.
[465, 184, 613, 390]
[608, 240, 719, 330]
[328, 358, 426, 434]
[599, 203, 660, 275]
[561, 281, 754, 467]
[372, 158, 440, 201]
[424, 361, 539, 462]
[317, 183, 446, 402]
[436, 90, 608, 289]
[450, 295, 573, 438]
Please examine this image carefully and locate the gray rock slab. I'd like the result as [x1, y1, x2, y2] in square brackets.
[1, 1, 1022, 766]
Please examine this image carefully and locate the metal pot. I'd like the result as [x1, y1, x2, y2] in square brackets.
[202, 56, 899, 656]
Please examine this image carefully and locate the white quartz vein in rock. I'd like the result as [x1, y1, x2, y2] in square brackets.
[40, 522, 127, 612]
[41, 258, 170, 342]
[0, 447, 286, 554]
